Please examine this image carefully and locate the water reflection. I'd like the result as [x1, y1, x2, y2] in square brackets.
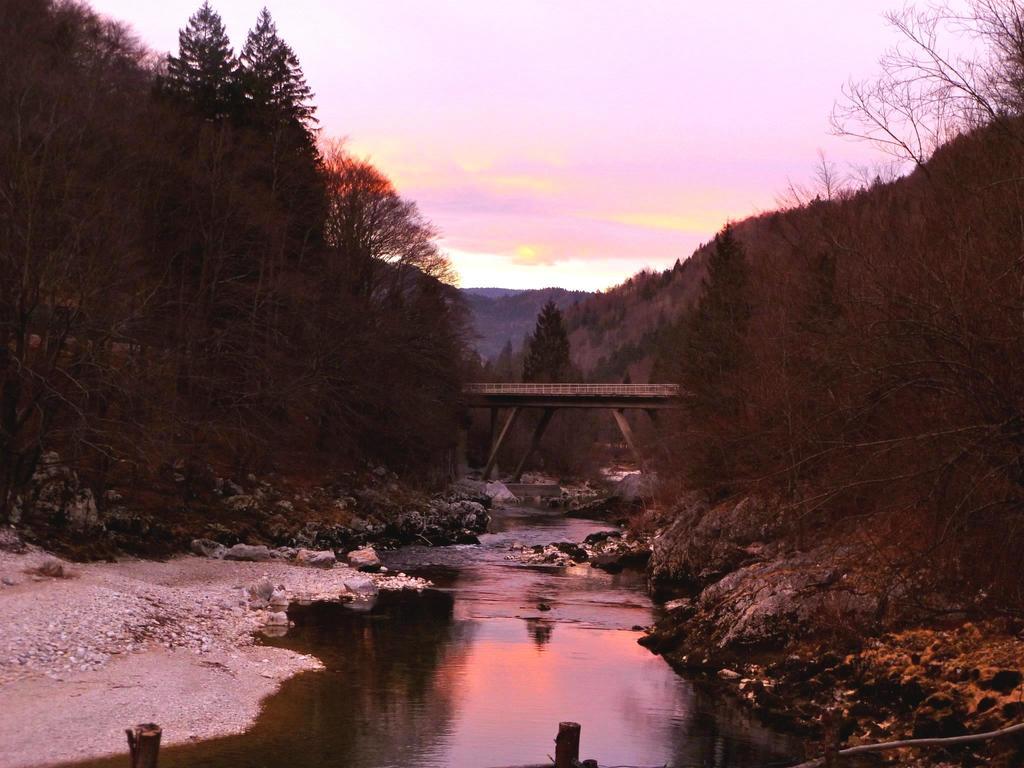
[63, 507, 797, 768]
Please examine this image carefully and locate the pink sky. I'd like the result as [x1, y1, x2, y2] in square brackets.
[91, 0, 903, 290]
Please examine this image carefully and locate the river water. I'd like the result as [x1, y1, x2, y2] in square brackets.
[71, 505, 797, 768]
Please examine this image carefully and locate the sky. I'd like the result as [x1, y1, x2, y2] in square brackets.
[90, 0, 905, 291]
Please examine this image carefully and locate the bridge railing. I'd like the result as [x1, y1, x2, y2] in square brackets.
[463, 382, 680, 397]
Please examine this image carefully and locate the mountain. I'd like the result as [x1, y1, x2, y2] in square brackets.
[461, 287, 593, 361]
[461, 287, 525, 299]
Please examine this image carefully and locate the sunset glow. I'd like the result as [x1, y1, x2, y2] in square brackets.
[89, 0, 905, 290]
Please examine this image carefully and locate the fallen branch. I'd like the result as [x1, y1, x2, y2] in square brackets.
[789, 720, 1024, 768]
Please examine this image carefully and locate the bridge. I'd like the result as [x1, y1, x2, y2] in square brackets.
[463, 383, 682, 481]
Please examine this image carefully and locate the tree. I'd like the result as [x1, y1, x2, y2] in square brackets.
[165, 2, 237, 119]
[523, 301, 571, 382]
[671, 226, 752, 490]
[682, 226, 750, 405]
[238, 8, 315, 133]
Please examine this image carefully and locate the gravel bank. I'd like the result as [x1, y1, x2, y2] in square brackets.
[0, 546, 429, 768]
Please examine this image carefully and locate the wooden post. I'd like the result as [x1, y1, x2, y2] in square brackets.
[823, 707, 841, 768]
[126, 723, 161, 768]
[512, 407, 555, 482]
[554, 721, 581, 768]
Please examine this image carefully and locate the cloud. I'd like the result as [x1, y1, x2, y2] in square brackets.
[607, 212, 726, 233]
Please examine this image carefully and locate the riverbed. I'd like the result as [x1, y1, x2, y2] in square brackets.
[62, 505, 796, 768]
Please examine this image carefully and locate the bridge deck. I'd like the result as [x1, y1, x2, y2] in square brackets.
[463, 382, 681, 409]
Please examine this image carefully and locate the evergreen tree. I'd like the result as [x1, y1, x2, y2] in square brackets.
[493, 339, 517, 381]
[165, 2, 238, 119]
[523, 300, 571, 382]
[681, 225, 751, 415]
[238, 8, 315, 132]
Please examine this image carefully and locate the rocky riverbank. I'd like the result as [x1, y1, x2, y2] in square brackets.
[638, 494, 1024, 767]
[7, 453, 497, 562]
[0, 530, 431, 768]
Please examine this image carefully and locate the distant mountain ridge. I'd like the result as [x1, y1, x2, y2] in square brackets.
[461, 287, 593, 361]
[461, 287, 526, 299]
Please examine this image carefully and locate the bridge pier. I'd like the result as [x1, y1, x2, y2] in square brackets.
[482, 407, 520, 481]
[611, 408, 644, 469]
[512, 407, 555, 482]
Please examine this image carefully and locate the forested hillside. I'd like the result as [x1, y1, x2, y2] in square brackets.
[0, 0, 468, 529]
[462, 287, 591, 361]
[564, 252, 706, 381]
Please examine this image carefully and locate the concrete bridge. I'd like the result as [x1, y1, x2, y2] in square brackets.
[463, 383, 682, 481]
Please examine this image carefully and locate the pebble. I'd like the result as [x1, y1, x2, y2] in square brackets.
[0, 548, 431, 686]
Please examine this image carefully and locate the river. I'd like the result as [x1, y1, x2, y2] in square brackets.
[69, 504, 797, 768]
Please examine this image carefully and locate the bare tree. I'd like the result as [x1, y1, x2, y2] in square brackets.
[832, 1, 1024, 168]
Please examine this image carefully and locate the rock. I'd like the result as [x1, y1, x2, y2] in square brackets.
[190, 538, 227, 559]
[554, 542, 589, 562]
[692, 546, 876, 651]
[347, 547, 381, 572]
[612, 472, 656, 502]
[247, 578, 275, 602]
[1, 576, 15, 586]
[225, 495, 259, 513]
[718, 668, 742, 680]
[224, 544, 272, 562]
[21, 453, 101, 530]
[265, 611, 289, 627]
[449, 499, 489, 528]
[38, 557, 65, 578]
[343, 574, 379, 596]
[649, 494, 778, 587]
[0, 527, 26, 553]
[663, 598, 694, 613]
[484, 481, 519, 505]
[979, 669, 1022, 694]
[912, 692, 967, 738]
[583, 530, 622, 546]
[269, 589, 289, 608]
[295, 549, 337, 568]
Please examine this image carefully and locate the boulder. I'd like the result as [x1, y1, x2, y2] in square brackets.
[347, 546, 381, 572]
[21, 452, 100, 530]
[191, 538, 227, 559]
[649, 494, 777, 587]
[343, 574, 379, 596]
[247, 578, 275, 602]
[612, 472, 657, 502]
[224, 543, 273, 562]
[694, 546, 877, 651]
[38, 557, 66, 578]
[296, 548, 336, 569]
[449, 499, 489, 529]
[484, 481, 519, 505]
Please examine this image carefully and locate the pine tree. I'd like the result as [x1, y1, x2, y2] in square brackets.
[165, 2, 238, 119]
[681, 225, 751, 414]
[239, 8, 315, 132]
[523, 300, 571, 382]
